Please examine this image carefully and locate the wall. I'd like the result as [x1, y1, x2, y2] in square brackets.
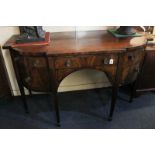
[0, 26, 113, 95]
[0, 27, 20, 95]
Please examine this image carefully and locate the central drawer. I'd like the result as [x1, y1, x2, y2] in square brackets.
[54, 54, 118, 69]
[87, 54, 118, 67]
[55, 56, 82, 69]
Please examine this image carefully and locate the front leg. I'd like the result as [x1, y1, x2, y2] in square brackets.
[108, 85, 119, 121]
[52, 89, 61, 127]
[19, 85, 29, 113]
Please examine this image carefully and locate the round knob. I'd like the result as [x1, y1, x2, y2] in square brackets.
[103, 58, 109, 65]
[65, 59, 72, 67]
[33, 60, 40, 67]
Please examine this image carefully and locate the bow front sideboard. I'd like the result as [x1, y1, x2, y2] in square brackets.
[3, 30, 147, 125]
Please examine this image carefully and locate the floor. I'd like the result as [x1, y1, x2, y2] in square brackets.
[0, 88, 155, 129]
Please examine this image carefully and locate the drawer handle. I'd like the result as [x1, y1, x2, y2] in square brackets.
[103, 58, 109, 65]
[65, 59, 72, 67]
[102, 58, 114, 65]
[33, 60, 40, 67]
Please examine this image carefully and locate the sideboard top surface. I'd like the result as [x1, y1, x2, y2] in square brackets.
[3, 30, 146, 55]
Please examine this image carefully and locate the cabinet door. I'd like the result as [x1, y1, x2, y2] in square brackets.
[0, 48, 11, 97]
[137, 49, 155, 91]
[120, 48, 145, 85]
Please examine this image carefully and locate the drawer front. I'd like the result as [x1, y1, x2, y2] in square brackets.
[54, 54, 118, 69]
[87, 54, 118, 67]
[55, 56, 82, 69]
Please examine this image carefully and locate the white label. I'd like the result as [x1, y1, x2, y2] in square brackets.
[109, 59, 114, 64]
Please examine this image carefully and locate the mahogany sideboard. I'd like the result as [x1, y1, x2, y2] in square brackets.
[3, 30, 147, 126]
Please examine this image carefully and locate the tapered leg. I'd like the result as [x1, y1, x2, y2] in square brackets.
[28, 89, 32, 96]
[129, 81, 137, 103]
[19, 86, 29, 113]
[53, 91, 61, 127]
[129, 83, 134, 103]
[108, 86, 119, 121]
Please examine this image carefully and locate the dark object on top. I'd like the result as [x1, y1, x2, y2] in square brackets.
[116, 26, 136, 35]
[16, 26, 46, 43]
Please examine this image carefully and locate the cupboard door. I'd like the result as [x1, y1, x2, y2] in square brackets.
[120, 49, 145, 85]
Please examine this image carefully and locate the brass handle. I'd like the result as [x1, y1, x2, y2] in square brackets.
[65, 59, 72, 67]
[103, 58, 109, 65]
[33, 60, 40, 67]
[102, 58, 114, 65]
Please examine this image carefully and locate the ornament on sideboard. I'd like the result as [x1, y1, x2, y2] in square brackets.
[116, 26, 136, 35]
[16, 26, 46, 43]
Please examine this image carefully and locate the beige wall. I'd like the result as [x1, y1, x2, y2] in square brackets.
[0, 26, 113, 96]
[0, 27, 20, 95]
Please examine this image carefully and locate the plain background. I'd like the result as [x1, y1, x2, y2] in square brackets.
[0, 0, 155, 155]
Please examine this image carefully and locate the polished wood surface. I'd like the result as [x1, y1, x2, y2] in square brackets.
[3, 30, 147, 123]
[3, 30, 147, 88]
[3, 30, 146, 55]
